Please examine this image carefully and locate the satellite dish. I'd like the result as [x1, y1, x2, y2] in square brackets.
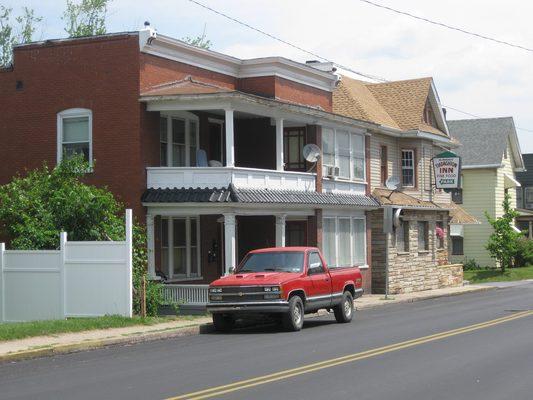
[385, 176, 400, 191]
[303, 143, 321, 163]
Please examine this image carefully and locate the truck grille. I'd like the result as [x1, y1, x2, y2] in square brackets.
[209, 286, 279, 303]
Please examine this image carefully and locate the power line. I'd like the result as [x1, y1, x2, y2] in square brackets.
[185, 0, 387, 82]
[184, 0, 533, 134]
[358, 0, 533, 53]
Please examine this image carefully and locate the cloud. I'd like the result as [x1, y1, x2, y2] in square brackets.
[4, 0, 532, 150]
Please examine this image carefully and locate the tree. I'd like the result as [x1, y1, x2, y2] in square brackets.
[485, 192, 522, 272]
[63, 0, 110, 38]
[0, 156, 162, 316]
[182, 24, 212, 49]
[0, 5, 41, 66]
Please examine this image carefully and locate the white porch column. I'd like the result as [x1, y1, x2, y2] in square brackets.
[275, 214, 286, 247]
[146, 214, 156, 278]
[223, 213, 236, 275]
[225, 109, 235, 167]
[275, 117, 284, 171]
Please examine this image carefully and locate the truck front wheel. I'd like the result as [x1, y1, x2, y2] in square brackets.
[334, 291, 354, 323]
[282, 296, 304, 331]
[212, 313, 235, 332]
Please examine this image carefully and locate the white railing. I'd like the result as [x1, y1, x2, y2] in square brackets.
[147, 167, 316, 192]
[323, 178, 367, 195]
[161, 284, 209, 306]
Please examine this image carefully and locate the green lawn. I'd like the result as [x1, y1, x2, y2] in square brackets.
[464, 265, 533, 284]
[0, 315, 181, 342]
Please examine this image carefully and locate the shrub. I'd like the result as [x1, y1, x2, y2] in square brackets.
[462, 258, 481, 271]
[514, 238, 533, 268]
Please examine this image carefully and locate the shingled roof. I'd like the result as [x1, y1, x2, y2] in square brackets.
[333, 76, 448, 137]
[142, 185, 379, 207]
[448, 117, 524, 168]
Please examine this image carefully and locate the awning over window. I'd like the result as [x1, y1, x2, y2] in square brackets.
[449, 224, 464, 237]
[504, 173, 521, 189]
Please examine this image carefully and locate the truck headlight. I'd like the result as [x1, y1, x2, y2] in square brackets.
[264, 293, 281, 300]
[210, 295, 223, 301]
[209, 287, 222, 293]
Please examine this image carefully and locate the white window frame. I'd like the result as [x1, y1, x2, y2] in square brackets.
[57, 108, 93, 165]
[161, 216, 201, 280]
[323, 216, 367, 269]
[322, 127, 366, 182]
[401, 149, 415, 188]
[160, 111, 200, 167]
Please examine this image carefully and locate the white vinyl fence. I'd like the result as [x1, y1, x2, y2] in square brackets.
[0, 210, 133, 322]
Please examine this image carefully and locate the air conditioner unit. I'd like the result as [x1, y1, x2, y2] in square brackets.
[324, 165, 340, 178]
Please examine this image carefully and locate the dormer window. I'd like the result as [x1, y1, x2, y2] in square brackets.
[423, 98, 437, 129]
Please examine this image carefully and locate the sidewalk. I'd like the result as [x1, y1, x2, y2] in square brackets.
[0, 284, 493, 363]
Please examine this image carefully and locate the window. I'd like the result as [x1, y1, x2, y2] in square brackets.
[436, 221, 445, 249]
[57, 108, 92, 164]
[322, 127, 365, 181]
[451, 188, 463, 204]
[160, 217, 200, 279]
[308, 252, 325, 274]
[395, 220, 409, 252]
[159, 112, 199, 167]
[284, 127, 307, 171]
[451, 236, 463, 255]
[401, 149, 415, 187]
[380, 145, 388, 186]
[322, 216, 366, 268]
[516, 188, 523, 209]
[423, 98, 437, 128]
[525, 187, 533, 206]
[418, 221, 429, 251]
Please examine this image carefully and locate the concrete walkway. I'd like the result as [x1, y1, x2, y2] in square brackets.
[0, 284, 492, 362]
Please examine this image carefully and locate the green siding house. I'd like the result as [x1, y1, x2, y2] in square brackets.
[448, 117, 525, 268]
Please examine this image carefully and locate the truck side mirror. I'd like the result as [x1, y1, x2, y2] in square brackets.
[229, 266, 236, 274]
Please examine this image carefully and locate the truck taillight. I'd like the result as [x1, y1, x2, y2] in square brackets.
[355, 278, 362, 287]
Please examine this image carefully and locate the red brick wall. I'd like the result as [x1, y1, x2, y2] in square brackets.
[0, 34, 146, 219]
[275, 77, 332, 112]
[140, 53, 236, 92]
[237, 76, 275, 98]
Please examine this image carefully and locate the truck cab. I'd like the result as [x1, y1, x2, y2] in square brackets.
[207, 247, 363, 332]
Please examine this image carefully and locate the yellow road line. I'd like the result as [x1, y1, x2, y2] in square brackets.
[166, 310, 533, 400]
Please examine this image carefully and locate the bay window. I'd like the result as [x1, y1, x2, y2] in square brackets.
[57, 108, 92, 164]
[160, 112, 199, 167]
[322, 127, 366, 181]
[160, 217, 200, 279]
[322, 216, 367, 268]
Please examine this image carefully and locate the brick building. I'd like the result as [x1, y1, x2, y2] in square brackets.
[0, 27, 378, 292]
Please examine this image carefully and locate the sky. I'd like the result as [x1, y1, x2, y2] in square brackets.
[4, 0, 533, 152]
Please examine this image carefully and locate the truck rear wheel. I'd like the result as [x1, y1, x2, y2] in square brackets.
[334, 291, 354, 323]
[282, 296, 304, 331]
[212, 313, 235, 332]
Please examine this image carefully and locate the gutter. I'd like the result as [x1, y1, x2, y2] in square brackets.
[461, 163, 503, 170]
[370, 126, 456, 147]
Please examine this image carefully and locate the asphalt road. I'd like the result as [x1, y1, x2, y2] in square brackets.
[1, 282, 532, 400]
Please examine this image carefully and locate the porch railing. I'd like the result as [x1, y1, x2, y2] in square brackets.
[146, 166, 316, 192]
[161, 284, 209, 306]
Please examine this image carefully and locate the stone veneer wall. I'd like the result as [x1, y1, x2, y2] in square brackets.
[371, 208, 462, 294]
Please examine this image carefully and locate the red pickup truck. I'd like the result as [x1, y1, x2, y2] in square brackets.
[207, 247, 363, 332]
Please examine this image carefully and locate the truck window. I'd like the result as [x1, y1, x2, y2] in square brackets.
[238, 252, 304, 273]
[308, 252, 325, 275]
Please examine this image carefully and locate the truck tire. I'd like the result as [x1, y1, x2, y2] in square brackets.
[212, 313, 235, 332]
[334, 291, 354, 323]
[282, 296, 305, 331]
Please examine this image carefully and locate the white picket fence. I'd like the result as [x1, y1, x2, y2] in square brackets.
[0, 210, 133, 322]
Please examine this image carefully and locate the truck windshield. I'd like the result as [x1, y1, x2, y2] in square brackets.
[238, 252, 304, 273]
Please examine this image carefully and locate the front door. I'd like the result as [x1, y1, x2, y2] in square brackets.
[306, 251, 332, 310]
[286, 220, 308, 246]
[208, 119, 224, 165]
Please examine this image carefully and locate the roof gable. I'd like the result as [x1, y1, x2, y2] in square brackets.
[333, 76, 449, 137]
[448, 117, 524, 169]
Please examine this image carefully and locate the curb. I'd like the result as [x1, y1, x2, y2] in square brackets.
[0, 322, 214, 364]
[355, 286, 495, 310]
[1, 286, 496, 363]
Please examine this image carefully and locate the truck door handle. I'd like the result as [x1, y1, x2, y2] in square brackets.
[325, 278, 330, 282]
